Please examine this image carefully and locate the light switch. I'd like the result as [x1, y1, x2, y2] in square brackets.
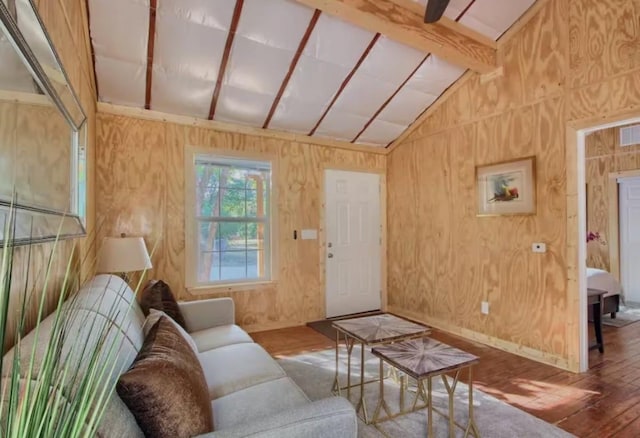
[532, 243, 546, 253]
[301, 229, 318, 240]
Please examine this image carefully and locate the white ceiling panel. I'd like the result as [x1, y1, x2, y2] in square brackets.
[151, 69, 215, 118]
[314, 109, 370, 142]
[159, 0, 234, 30]
[237, 0, 314, 51]
[302, 14, 375, 68]
[358, 36, 426, 84]
[269, 13, 378, 133]
[282, 57, 350, 105]
[215, 85, 274, 127]
[376, 87, 438, 126]
[357, 119, 407, 146]
[460, 0, 536, 40]
[406, 55, 466, 94]
[224, 36, 295, 96]
[89, 0, 149, 63]
[317, 37, 425, 139]
[94, 56, 146, 107]
[269, 98, 324, 133]
[332, 75, 396, 120]
[154, 2, 232, 81]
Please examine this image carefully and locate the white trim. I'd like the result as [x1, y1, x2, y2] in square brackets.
[576, 129, 588, 372]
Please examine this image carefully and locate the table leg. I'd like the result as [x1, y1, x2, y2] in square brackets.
[347, 337, 352, 399]
[333, 328, 341, 395]
[373, 358, 393, 423]
[594, 300, 604, 353]
[355, 341, 369, 423]
[442, 371, 460, 438]
[464, 366, 480, 438]
[427, 377, 433, 438]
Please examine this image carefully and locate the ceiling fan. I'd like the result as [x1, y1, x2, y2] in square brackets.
[424, 0, 451, 23]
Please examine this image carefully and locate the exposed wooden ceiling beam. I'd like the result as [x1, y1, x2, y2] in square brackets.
[293, 0, 496, 73]
[144, 0, 157, 110]
[389, 0, 493, 47]
[308, 33, 380, 136]
[208, 0, 244, 120]
[263, 9, 321, 129]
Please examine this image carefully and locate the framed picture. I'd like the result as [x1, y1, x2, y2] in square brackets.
[476, 156, 536, 216]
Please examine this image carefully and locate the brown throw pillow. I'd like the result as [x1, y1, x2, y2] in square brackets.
[117, 316, 213, 438]
[140, 279, 187, 329]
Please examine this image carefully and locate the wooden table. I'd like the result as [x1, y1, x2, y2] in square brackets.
[372, 337, 480, 438]
[332, 314, 430, 423]
[588, 288, 606, 353]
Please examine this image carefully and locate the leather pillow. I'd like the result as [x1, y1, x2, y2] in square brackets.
[140, 279, 187, 329]
[117, 316, 213, 438]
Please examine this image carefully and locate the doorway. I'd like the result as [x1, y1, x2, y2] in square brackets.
[620, 177, 640, 305]
[575, 116, 640, 372]
[324, 169, 382, 318]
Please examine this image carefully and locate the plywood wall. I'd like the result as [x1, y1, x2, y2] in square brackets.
[586, 126, 640, 270]
[0, 0, 96, 352]
[388, 0, 640, 370]
[95, 114, 386, 332]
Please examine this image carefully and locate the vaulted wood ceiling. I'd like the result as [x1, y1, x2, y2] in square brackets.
[87, 0, 536, 148]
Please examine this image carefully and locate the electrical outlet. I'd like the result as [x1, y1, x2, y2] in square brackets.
[481, 301, 489, 315]
[532, 243, 546, 253]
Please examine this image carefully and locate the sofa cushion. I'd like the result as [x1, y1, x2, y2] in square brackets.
[140, 280, 187, 329]
[190, 324, 253, 352]
[117, 316, 213, 438]
[199, 343, 286, 399]
[143, 309, 198, 353]
[212, 377, 309, 431]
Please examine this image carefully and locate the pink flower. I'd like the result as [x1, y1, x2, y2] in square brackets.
[587, 231, 601, 243]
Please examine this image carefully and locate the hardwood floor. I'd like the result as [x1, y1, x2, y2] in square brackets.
[251, 320, 640, 437]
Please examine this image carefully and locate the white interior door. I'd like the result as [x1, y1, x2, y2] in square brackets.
[325, 170, 381, 318]
[620, 177, 640, 304]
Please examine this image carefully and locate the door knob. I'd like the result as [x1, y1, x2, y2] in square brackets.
[328, 253, 334, 258]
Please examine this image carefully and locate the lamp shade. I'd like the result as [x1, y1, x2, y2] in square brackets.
[97, 236, 152, 273]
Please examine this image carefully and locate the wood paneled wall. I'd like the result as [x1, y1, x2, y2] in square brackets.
[388, 0, 640, 371]
[1, 0, 96, 352]
[586, 126, 640, 270]
[95, 114, 386, 332]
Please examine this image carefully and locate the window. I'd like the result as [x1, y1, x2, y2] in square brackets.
[189, 154, 272, 286]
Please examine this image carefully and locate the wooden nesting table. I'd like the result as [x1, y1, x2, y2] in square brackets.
[372, 337, 480, 438]
[331, 314, 431, 423]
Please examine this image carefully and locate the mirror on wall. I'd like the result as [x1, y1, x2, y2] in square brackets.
[0, 0, 86, 245]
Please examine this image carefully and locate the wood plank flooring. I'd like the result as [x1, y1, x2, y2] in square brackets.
[251, 321, 640, 437]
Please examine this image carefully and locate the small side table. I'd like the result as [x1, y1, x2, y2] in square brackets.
[372, 337, 480, 438]
[332, 314, 430, 423]
[588, 288, 606, 353]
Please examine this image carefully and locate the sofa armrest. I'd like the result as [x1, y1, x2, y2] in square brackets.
[197, 397, 356, 438]
[178, 298, 235, 332]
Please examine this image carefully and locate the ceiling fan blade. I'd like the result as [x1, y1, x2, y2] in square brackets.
[424, 0, 451, 23]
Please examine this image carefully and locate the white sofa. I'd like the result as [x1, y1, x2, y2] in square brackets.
[2, 274, 357, 437]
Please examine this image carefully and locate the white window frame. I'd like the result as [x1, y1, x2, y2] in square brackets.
[185, 147, 276, 290]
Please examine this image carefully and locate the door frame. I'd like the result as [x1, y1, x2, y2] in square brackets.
[568, 111, 640, 373]
[320, 165, 387, 318]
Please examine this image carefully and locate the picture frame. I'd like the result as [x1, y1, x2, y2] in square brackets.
[476, 156, 536, 216]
